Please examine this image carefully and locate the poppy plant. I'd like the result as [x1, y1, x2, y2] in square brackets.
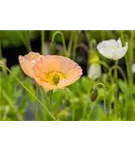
[19, 52, 82, 90]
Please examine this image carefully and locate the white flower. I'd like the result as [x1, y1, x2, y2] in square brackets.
[132, 63, 135, 74]
[88, 63, 101, 80]
[97, 38, 128, 60]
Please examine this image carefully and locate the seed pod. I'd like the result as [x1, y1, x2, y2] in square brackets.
[49, 42, 56, 54]
[90, 88, 98, 102]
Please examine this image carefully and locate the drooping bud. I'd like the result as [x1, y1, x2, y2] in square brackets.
[88, 50, 102, 80]
[90, 88, 98, 102]
[88, 63, 102, 80]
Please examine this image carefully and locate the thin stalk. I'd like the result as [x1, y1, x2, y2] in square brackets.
[67, 31, 74, 57]
[37, 99, 56, 121]
[114, 60, 118, 118]
[121, 31, 132, 87]
[93, 83, 106, 116]
[51, 31, 68, 56]
[109, 65, 127, 84]
[48, 90, 53, 110]
[41, 30, 45, 55]
[72, 32, 78, 61]
[35, 85, 39, 121]
[0, 42, 2, 59]
[84, 30, 91, 49]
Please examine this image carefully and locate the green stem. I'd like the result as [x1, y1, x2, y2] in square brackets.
[48, 90, 53, 110]
[129, 31, 134, 86]
[114, 60, 118, 118]
[89, 102, 95, 120]
[77, 43, 89, 53]
[72, 32, 78, 61]
[67, 31, 74, 57]
[0, 41, 2, 59]
[93, 83, 106, 116]
[37, 99, 56, 121]
[99, 60, 110, 70]
[35, 85, 39, 121]
[72, 106, 76, 121]
[51, 31, 68, 56]
[81, 101, 88, 121]
[41, 30, 45, 55]
[109, 65, 127, 84]
[84, 30, 91, 49]
[120, 31, 132, 87]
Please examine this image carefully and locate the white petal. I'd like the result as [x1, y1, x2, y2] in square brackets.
[113, 46, 128, 60]
[117, 38, 122, 47]
[132, 63, 135, 74]
[88, 64, 102, 80]
[97, 39, 118, 49]
[105, 39, 118, 48]
[97, 48, 111, 59]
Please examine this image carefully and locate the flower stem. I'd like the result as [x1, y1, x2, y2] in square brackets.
[114, 60, 118, 118]
[48, 90, 53, 110]
[37, 99, 56, 121]
[72, 31, 78, 61]
[35, 85, 39, 120]
[51, 31, 68, 57]
[93, 83, 106, 116]
[109, 65, 127, 84]
[41, 30, 45, 55]
[0, 42, 3, 59]
[67, 31, 74, 57]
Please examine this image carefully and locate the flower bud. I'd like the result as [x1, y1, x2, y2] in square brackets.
[90, 88, 98, 102]
[88, 63, 101, 80]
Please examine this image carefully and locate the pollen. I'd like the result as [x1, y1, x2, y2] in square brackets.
[43, 71, 65, 85]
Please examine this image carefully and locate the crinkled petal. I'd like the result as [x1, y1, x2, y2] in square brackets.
[97, 38, 128, 60]
[18, 52, 41, 78]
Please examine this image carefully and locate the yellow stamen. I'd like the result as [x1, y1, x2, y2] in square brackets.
[43, 71, 65, 85]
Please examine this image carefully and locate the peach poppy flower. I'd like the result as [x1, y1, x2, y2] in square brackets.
[19, 52, 82, 90]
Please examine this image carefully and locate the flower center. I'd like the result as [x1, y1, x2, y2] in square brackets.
[43, 71, 65, 85]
